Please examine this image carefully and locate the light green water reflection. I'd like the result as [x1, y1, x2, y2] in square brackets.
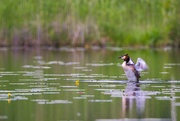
[0, 48, 179, 121]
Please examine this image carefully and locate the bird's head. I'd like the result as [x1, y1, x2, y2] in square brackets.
[119, 54, 130, 63]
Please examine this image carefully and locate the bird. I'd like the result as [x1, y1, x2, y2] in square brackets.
[119, 54, 148, 83]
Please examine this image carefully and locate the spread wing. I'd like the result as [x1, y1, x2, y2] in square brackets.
[135, 58, 148, 71]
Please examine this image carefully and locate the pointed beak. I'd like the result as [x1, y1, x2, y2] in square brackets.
[118, 56, 123, 59]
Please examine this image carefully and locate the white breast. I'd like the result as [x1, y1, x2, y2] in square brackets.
[121, 62, 137, 81]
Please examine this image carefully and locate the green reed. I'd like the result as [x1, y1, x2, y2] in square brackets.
[0, 0, 179, 47]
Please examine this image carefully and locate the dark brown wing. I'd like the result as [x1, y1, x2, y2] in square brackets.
[134, 67, 140, 83]
[134, 69, 140, 78]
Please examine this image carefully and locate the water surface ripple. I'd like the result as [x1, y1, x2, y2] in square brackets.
[0, 48, 179, 121]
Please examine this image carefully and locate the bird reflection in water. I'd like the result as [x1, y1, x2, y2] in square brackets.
[122, 82, 145, 118]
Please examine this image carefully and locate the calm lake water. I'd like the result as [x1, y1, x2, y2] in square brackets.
[0, 47, 180, 121]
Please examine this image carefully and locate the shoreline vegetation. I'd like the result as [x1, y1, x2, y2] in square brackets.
[0, 0, 180, 48]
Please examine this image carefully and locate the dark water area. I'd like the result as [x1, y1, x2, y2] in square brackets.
[0, 47, 179, 121]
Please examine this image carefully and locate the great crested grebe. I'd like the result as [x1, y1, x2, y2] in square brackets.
[119, 54, 148, 83]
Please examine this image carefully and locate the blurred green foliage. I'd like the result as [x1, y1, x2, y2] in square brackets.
[0, 0, 179, 47]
